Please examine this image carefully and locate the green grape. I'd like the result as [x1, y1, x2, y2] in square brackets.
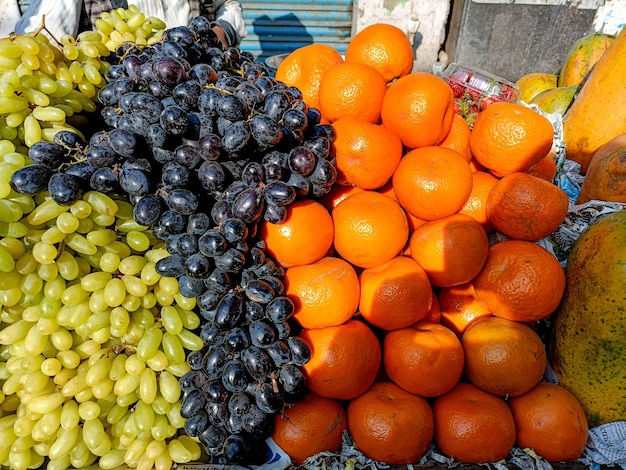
[86, 228, 116, 246]
[48, 424, 79, 460]
[41, 357, 63, 376]
[80, 271, 112, 292]
[56, 349, 80, 368]
[0, 244, 15, 272]
[98, 448, 126, 469]
[161, 333, 186, 366]
[91, 377, 114, 400]
[31, 105, 66, 122]
[84, 354, 112, 387]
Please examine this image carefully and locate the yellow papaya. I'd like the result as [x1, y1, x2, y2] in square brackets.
[549, 209, 626, 427]
[558, 32, 615, 87]
[577, 133, 626, 204]
[515, 72, 558, 103]
[529, 85, 578, 117]
[562, 27, 626, 174]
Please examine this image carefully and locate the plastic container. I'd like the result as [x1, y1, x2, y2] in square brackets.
[438, 62, 520, 125]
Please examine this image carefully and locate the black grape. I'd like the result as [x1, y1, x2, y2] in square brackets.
[10, 164, 54, 195]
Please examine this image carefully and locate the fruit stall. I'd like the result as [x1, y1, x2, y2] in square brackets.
[0, 4, 626, 470]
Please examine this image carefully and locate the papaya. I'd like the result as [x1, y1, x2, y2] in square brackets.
[549, 209, 626, 427]
[529, 85, 578, 117]
[577, 133, 626, 204]
[558, 32, 615, 87]
[562, 27, 626, 174]
[515, 72, 558, 103]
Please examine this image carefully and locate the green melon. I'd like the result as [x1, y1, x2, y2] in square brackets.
[549, 209, 626, 427]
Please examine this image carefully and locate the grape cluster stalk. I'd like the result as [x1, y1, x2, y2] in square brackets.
[2, 5, 341, 469]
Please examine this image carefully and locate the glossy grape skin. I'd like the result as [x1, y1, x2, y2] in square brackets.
[214, 292, 245, 331]
[89, 167, 120, 193]
[155, 254, 187, 278]
[64, 161, 97, 190]
[243, 279, 275, 304]
[161, 161, 191, 188]
[221, 120, 252, 155]
[28, 141, 68, 169]
[180, 388, 206, 418]
[48, 172, 81, 205]
[204, 346, 229, 380]
[279, 363, 307, 396]
[118, 167, 153, 196]
[107, 128, 136, 157]
[160, 105, 189, 135]
[185, 252, 212, 279]
[266, 340, 291, 367]
[221, 359, 250, 392]
[265, 296, 294, 323]
[152, 56, 187, 88]
[165, 188, 198, 215]
[250, 114, 283, 150]
[248, 319, 278, 348]
[231, 187, 264, 224]
[287, 336, 312, 366]
[241, 345, 273, 381]
[86, 142, 118, 168]
[10, 164, 54, 195]
[197, 160, 228, 193]
[254, 382, 282, 414]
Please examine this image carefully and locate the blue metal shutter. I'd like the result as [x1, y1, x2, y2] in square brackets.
[240, 0, 353, 61]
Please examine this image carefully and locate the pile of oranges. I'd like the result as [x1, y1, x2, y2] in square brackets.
[267, 23, 588, 467]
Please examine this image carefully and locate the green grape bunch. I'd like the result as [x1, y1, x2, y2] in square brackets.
[0, 4, 165, 151]
[0, 170, 206, 470]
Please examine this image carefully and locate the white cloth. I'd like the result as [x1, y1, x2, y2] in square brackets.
[0, 0, 22, 37]
[12, 0, 246, 43]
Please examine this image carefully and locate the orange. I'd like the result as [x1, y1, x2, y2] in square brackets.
[422, 292, 441, 324]
[458, 170, 499, 232]
[409, 213, 489, 288]
[438, 113, 473, 162]
[319, 184, 363, 212]
[260, 200, 333, 268]
[377, 181, 428, 232]
[332, 190, 408, 269]
[347, 381, 434, 465]
[469, 101, 554, 177]
[438, 282, 493, 337]
[344, 23, 414, 83]
[469, 157, 487, 172]
[524, 150, 558, 181]
[383, 322, 464, 397]
[318, 62, 387, 124]
[300, 319, 381, 400]
[486, 171, 569, 241]
[272, 391, 347, 465]
[381, 72, 455, 149]
[508, 381, 589, 462]
[461, 316, 547, 398]
[284, 256, 360, 329]
[275, 44, 344, 110]
[359, 255, 433, 331]
[433, 381, 516, 464]
[392, 146, 473, 221]
[331, 117, 403, 190]
[473, 240, 566, 323]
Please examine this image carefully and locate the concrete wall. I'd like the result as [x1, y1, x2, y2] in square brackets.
[352, 0, 625, 80]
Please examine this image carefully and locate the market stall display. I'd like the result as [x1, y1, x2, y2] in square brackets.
[0, 7, 625, 470]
